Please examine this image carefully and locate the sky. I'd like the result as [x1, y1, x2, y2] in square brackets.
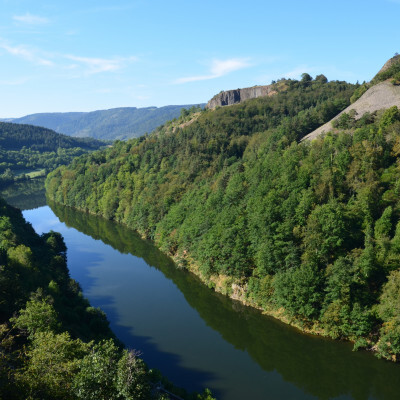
[0, 0, 399, 117]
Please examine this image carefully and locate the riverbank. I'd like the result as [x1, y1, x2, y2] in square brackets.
[48, 200, 383, 360]
[28, 199, 400, 399]
[169, 252, 332, 338]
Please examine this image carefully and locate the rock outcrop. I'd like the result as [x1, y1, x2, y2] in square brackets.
[206, 84, 276, 109]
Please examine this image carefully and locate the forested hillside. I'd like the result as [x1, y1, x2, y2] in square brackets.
[0, 198, 213, 399]
[0, 122, 104, 151]
[45, 71, 400, 361]
[5, 105, 204, 140]
[0, 122, 105, 187]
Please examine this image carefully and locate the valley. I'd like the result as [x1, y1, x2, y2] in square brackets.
[2, 50, 400, 399]
[46, 56, 400, 363]
[2, 181, 400, 399]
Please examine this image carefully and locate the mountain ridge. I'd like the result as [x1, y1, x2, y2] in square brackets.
[3, 104, 204, 141]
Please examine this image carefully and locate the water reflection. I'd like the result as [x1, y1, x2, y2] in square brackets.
[49, 201, 400, 400]
[0, 178, 46, 210]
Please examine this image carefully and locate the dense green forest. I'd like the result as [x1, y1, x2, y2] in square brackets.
[4, 105, 204, 141]
[0, 198, 214, 399]
[0, 122, 106, 187]
[46, 71, 400, 361]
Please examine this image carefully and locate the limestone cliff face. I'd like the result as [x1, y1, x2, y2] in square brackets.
[206, 84, 276, 109]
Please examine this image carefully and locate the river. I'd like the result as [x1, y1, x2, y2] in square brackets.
[2, 181, 400, 399]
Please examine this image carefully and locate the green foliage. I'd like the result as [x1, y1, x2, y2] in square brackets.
[315, 74, 328, 83]
[302, 200, 348, 265]
[11, 296, 61, 338]
[196, 389, 217, 400]
[45, 73, 400, 359]
[0, 122, 105, 188]
[376, 270, 400, 360]
[73, 339, 122, 400]
[273, 263, 324, 320]
[379, 106, 400, 129]
[372, 55, 400, 84]
[332, 112, 355, 129]
[301, 73, 312, 83]
[74, 341, 151, 400]
[0, 121, 104, 152]
[246, 274, 274, 309]
[391, 71, 400, 85]
[115, 350, 151, 400]
[350, 83, 368, 103]
[15, 331, 87, 399]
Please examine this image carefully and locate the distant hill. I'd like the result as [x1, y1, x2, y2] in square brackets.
[0, 121, 106, 185]
[5, 105, 205, 140]
[0, 121, 105, 152]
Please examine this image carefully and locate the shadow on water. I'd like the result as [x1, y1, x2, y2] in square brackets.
[90, 290, 221, 397]
[103, 300, 221, 397]
[49, 201, 400, 400]
[0, 178, 47, 210]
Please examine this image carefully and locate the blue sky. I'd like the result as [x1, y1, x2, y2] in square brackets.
[0, 0, 399, 117]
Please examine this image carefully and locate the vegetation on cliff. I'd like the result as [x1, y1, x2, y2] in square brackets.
[46, 73, 400, 360]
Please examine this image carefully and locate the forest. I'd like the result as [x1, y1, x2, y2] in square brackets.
[0, 122, 106, 187]
[46, 64, 400, 361]
[0, 197, 214, 399]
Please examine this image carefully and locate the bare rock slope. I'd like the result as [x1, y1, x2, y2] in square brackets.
[378, 54, 400, 74]
[303, 80, 400, 141]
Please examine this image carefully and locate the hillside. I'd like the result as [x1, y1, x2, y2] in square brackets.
[303, 80, 400, 140]
[5, 105, 204, 141]
[46, 62, 400, 361]
[304, 55, 400, 140]
[0, 122, 105, 186]
[0, 121, 104, 152]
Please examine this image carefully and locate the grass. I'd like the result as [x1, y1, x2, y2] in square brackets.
[14, 169, 46, 178]
[26, 169, 46, 178]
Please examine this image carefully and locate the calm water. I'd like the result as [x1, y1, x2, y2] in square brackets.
[2, 183, 400, 399]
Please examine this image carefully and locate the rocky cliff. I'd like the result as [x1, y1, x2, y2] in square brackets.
[206, 84, 276, 108]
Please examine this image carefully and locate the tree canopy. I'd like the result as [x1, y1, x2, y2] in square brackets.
[47, 74, 400, 361]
